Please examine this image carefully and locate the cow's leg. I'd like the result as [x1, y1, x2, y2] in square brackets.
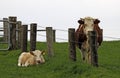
[18, 57, 22, 66]
[22, 64, 25, 67]
[80, 42, 87, 61]
[86, 41, 91, 63]
[18, 62, 21, 66]
[24, 61, 29, 67]
[80, 48, 86, 61]
[86, 49, 91, 63]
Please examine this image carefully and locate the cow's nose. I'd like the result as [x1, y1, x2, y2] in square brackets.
[37, 60, 41, 63]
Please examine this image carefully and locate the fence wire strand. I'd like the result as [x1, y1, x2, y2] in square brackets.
[1, 20, 120, 41]
[37, 25, 120, 40]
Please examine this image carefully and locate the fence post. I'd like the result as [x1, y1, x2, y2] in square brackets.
[30, 23, 37, 51]
[53, 30, 56, 42]
[21, 25, 28, 52]
[3, 18, 8, 42]
[46, 27, 54, 57]
[17, 21, 22, 49]
[9, 16, 17, 50]
[88, 31, 98, 67]
[101, 29, 103, 42]
[68, 28, 76, 61]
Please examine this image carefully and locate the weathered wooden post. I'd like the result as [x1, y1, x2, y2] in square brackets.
[101, 29, 103, 42]
[53, 30, 56, 42]
[30, 23, 37, 51]
[3, 18, 8, 42]
[21, 25, 28, 52]
[9, 16, 17, 50]
[68, 28, 76, 61]
[17, 21, 22, 49]
[46, 27, 54, 57]
[88, 31, 98, 67]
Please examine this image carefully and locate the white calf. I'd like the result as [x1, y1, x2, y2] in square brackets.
[18, 50, 45, 67]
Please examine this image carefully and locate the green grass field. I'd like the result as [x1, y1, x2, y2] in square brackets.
[0, 41, 120, 78]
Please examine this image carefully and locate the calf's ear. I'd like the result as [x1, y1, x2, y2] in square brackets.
[41, 50, 45, 55]
[30, 51, 35, 56]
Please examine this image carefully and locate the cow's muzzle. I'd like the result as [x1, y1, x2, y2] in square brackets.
[37, 60, 41, 63]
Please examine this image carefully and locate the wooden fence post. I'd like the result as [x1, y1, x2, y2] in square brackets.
[53, 30, 56, 42]
[9, 16, 17, 50]
[21, 25, 28, 52]
[3, 18, 8, 42]
[17, 21, 22, 49]
[30, 23, 37, 51]
[46, 27, 54, 57]
[68, 28, 76, 61]
[101, 29, 103, 42]
[88, 31, 98, 67]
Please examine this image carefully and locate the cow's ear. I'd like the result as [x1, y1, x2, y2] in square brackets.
[78, 18, 84, 24]
[41, 50, 45, 55]
[30, 51, 35, 56]
[94, 19, 100, 24]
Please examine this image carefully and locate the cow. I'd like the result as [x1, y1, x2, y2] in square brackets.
[75, 17, 103, 62]
[18, 50, 45, 67]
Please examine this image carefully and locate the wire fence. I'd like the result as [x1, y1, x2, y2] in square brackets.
[0, 19, 120, 42]
[36, 25, 120, 42]
[0, 18, 119, 68]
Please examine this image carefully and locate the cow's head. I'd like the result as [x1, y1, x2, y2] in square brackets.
[31, 50, 45, 64]
[78, 17, 100, 34]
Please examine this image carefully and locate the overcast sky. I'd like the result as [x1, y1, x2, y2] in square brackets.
[0, 0, 120, 41]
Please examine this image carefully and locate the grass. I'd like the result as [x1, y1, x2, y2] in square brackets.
[0, 41, 120, 78]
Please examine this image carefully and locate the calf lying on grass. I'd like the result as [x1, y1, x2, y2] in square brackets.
[18, 50, 45, 67]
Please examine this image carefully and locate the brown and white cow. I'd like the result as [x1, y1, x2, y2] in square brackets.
[75, 17, 103, 62]
[18, 50, 45, 67]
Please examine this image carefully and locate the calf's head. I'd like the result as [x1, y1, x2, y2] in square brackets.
[31, 50, 45, 64]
